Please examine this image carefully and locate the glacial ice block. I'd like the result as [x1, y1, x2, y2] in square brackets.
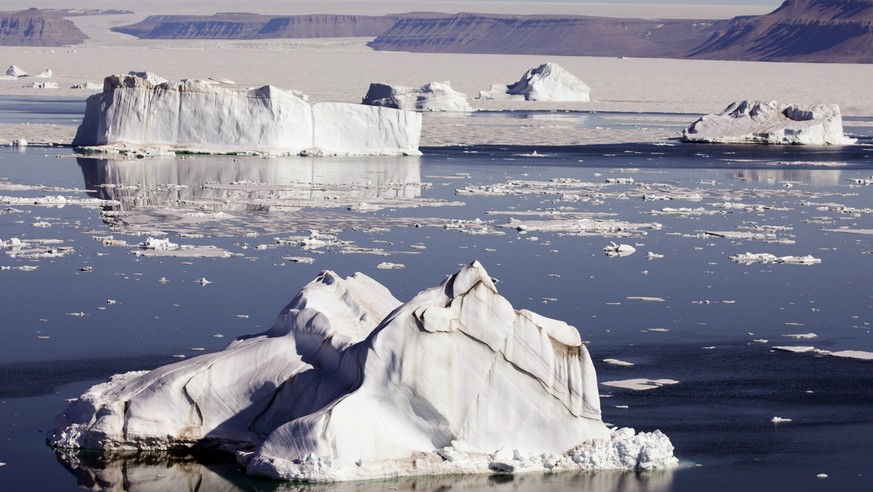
[681, 100, 856, 145]
[72, 72, 422, 156]
[478, 63, 590, 102]
[362, 81, 472, 112]
[49, 261, 675, 482]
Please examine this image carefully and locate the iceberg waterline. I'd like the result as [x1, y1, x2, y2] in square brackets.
[72, 72, 422, 156]
[48, 261, 677, 482]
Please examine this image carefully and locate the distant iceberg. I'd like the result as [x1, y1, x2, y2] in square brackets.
[72, 72, 422, 156]
[49, 261, 676, 482]
[478, 63, 591, 102]
[681, 100, 855, 145]
[362, 81, 472, 112]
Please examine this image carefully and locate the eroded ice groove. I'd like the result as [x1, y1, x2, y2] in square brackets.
[682, 100, 856, 145]
[49, 262, 676, 482]
[72, 72, 422, 156]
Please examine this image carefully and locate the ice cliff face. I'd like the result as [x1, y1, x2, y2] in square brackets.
[362, 81, 472, 112]
[681, 100, 856, 145]
[72, 73, 422, 156]
[49, 261, 676, 482]
[478, 63, 590, 102]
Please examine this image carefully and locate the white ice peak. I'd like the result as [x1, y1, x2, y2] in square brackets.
[478, 63, 591, 102]
[49, 261, 675, 481]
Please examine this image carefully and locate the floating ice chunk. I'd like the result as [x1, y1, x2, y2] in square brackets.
[784, 333, 817, 339]
[603, 242, 636, 257]
[479, 63, 590, 102]
[603, 358, 635, 367]
[196, 277, 211, 286]
[24, 81, 58, 89]
[376, 261, 405, 270]
[140, 237, 178, 251]
[772, 346, 816, 353]
[601, 379, 679, 391]
[627, 297, 665, 302]
[682, 100, 856, 145]
[817, 473, 828, 478]
[6, 65, 27, 77]
[730, 252, 821, 265]
[49, 262, 675, 482]
[771, 416, 792, 423]
[35, 68, 52, 78]
[825, 350, 873, 361]
[646, 252, 664, 260]
[71, 82, 101, 90]
[362, 81, 472, 112]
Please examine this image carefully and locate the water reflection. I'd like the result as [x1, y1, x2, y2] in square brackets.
[726, 169, 843, 186]
[55, 449, 675, 492]
[77, 155, 423, 213]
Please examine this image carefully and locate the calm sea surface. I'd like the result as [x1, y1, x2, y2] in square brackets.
[0, 103, 872, 491]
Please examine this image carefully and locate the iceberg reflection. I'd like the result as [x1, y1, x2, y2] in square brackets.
[54, 448, 675, 492]
[726, 169, 843, 186]
[78, 155, 423, 213]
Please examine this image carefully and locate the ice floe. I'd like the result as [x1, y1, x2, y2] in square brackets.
[604, 242, 636, 257]
[729, 252, 821, 265]
[73, 72, 422, 156]
[49, 261, 676, 482]
[362, 81, 472, 112]
[479, 63, 590, 102]
[682, 100, 856, 145]
[601, 379, 679, 391]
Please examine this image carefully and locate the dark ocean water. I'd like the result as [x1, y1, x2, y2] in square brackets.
[1, 110, 872, 490]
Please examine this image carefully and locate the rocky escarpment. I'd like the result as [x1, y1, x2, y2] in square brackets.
[0, 8, 88, 46]
[687, 0, 873, 62]
[368, 13, 728, 57]
[113, 13, 408, 39]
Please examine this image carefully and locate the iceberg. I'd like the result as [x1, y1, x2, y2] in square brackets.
[6, 65, 28, 77]
[681, 100, 856, 145]
[49, 261, 675, 482]
[72, 72, 422, 156]
[478, 63, 591, 102]
[362, 81, 472, 112]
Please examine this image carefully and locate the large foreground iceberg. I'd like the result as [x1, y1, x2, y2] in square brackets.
[362, 81, 472, 112]
[478, 63, 590, 102]
[681, 100, 855, 145]
[49, 262, 675, 482]
[72, 72, 422, 156]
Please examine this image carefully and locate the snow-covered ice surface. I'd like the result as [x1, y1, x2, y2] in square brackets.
[49, 261, 676, 481]
[682, 100, 856, 145]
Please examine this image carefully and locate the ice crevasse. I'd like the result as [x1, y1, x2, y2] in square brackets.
[49, 261, 676, 482]
[72, 72, 422, 156]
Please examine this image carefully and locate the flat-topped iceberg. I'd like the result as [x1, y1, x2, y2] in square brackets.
[72, 72, 422, 156]
[681, 100, 856, 145]
[478, 63, 590, 102]
[49, 261, 676, 482]
[362, 81, 472, 112]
